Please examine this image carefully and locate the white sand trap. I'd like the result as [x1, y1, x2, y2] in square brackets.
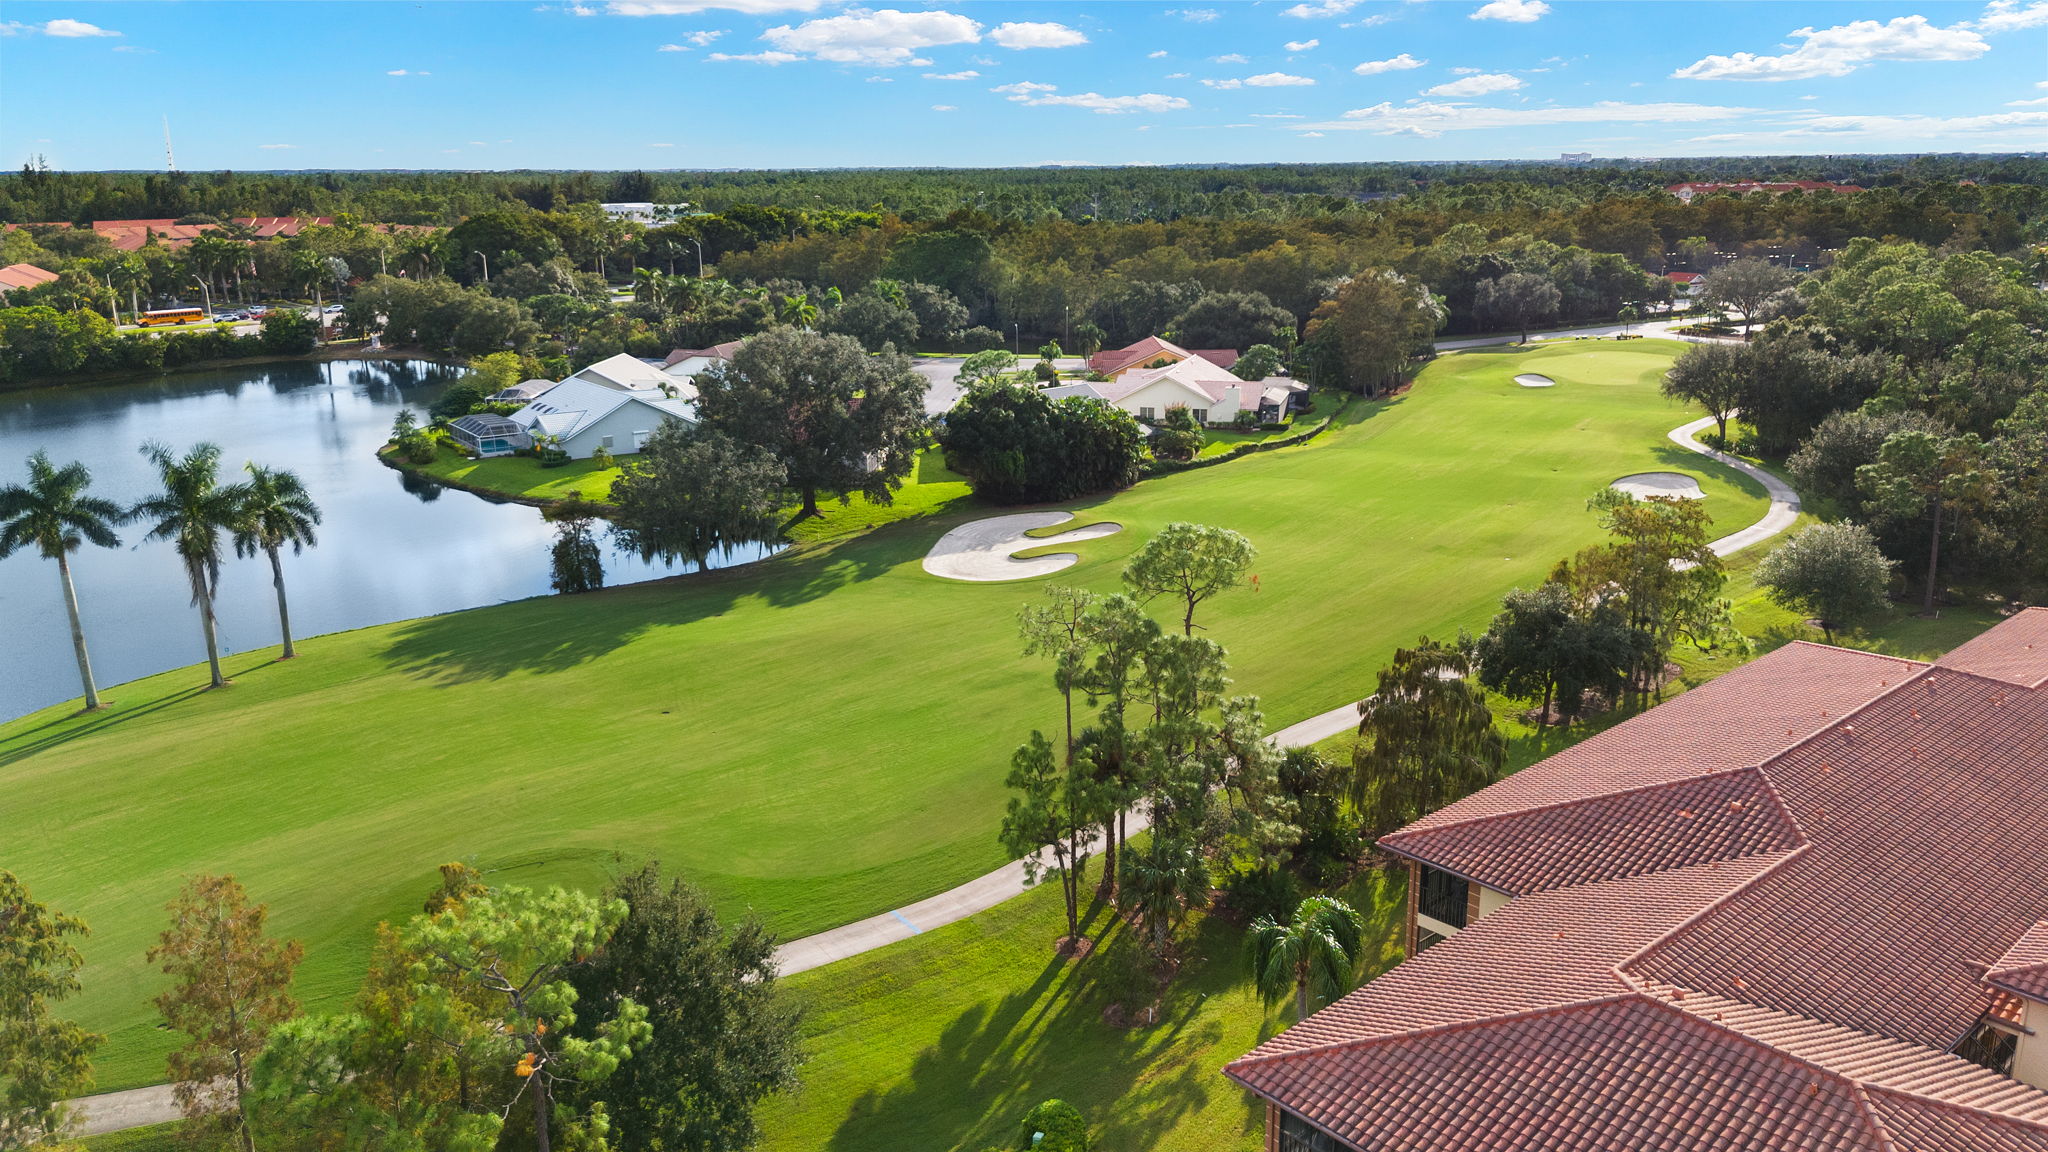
[1612, 472, 1705, 500]
[923, 512, 1125, 582]
[1515, 373, 1557, 388]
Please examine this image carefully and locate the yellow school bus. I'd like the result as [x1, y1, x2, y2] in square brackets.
[138, 307, 205, 327]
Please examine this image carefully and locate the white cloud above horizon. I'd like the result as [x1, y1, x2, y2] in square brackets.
[1301, 99, 1758, 137]
[1285, 38, 1319, 51]
[994, 80, 1190, 114]
[1353, 53, 1425, 75]
[5, 17, 123, 36]
[1424, 72, 1523, 97]
[762, 8, 980, 65]
[1673, 13, 1991, 80]
[1470, 0, 1549, 23]
[990, 21, 1087, 49]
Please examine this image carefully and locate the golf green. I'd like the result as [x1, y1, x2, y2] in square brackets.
[2, 339, 1766, 1091]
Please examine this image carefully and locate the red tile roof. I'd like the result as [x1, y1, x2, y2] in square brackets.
[0, 262, 60, 290]
[1988, 922, 2048, 1004]
[1087, 336, 1240, 376]
[1229, 609, 2048, 1149]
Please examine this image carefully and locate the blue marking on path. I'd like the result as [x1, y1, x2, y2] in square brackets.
[890, 910, 922, 934]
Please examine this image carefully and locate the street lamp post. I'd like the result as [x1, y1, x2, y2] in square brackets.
[690, 237, 704, 278]
[192, 276, 212, 317]
[1012, 323, 1019, 354]
[474, 250, 490, 282]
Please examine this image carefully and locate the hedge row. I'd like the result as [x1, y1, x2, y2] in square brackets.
[1140, 408, 1342, 477]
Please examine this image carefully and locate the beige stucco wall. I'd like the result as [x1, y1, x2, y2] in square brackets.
[1117, 378, 1242, 425]
[2015, 998, 2048, 1091]
[1475, 885, 1512, 920]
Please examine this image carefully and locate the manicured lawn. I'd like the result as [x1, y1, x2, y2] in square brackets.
[758, 867, 1407, 1152]
[1197, 423, 1293, 458]
[398, 445, 976, 546]
[5, 339, 1775, 1091]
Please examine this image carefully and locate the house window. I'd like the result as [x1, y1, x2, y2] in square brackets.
[1278, 1109, 1355, 1152]
[1138, 406, 1156, 420]
[601, 434, 615, 449]
[1191, 409, 1209, 426]
[1418, 866, 1469, 930]
[632, 430, 652, 450]
[1955, 1021, 2020, 1076]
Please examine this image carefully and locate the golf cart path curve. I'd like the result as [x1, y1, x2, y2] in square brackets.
[64, 415, 1803, 1138]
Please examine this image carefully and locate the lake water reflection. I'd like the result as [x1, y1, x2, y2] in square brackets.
[0, 359, 754, 721]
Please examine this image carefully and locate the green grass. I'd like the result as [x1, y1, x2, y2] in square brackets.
[759, 867, 1406, 1152]
[5, 339, 1779, 1091]
[1197, 424, 1292, 458]
[82, 1123, 201, 1152]
[399, 444, 977, 545]
[757, 557, 2001, 1152]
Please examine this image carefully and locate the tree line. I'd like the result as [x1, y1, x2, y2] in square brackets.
[0, 862, 800, 1152]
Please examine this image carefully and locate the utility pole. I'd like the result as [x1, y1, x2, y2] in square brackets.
[474, 250, 490, 282]
[163, 116, 177, 172]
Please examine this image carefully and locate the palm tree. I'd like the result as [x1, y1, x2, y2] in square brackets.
[131, 441, 246, 689]
[777, 292, 819, 330]
[0, 453, 124, 710]
[1244, 895, 1366, 1021]
[231, 464, 322, 659]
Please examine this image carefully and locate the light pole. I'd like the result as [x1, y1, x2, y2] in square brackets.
[1063, 304, 1070, 349]
[473, 250, 490, 282]
[1012, 323, 1019, 354]
[192, 276, 212, 317]
[690, 237, 704, 278]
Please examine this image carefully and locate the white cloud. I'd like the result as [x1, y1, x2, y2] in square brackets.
[1302, 99, 1757, 136]
[865, 74, 892, 81]
[923, 69, 980, 79]
[994, 81, 1189, 114]
[1450, 65, 1483, 74]
[259, 144, 296, 150]
[651, 142, 675, 146]
[606, 0, 822, 13]
[1300, 130, 1326, 137]
[1672, 16, 1987, 81]
[1250, 112, 1305, 118]
[386, 68, 432, 75]
[2005, 95, 2048, 105]
[1342, 12, 1395, 27]
[1423, 72, 1523, 97]
[1353, 53, 1425, 75]
[689, 29, 724, 44]
[990, 21, 1087, 49]
[1246, 71, 1316, 86]
[1470, 0, 1548, 22]
[41, 18, 121, 36]
[469, 140, 488, 146]
[111, 44, 154, 53]
[0, 22, 26, 35]
[1211, 52, 1248, 63]
[1283, 0, 1357, 17]
[1284, 38, 1319, 51]
[1969, 0, 2048, 32]
[707, 49, 801, 62]
[1203, 78, 1242, 88]
[763, 8, 981, 66]
[932, 103, 957, 110]
[658, 42, 688, 50]
[1148, 50, 1169, 58]
[1681, 107, 2048, 147]
[1172, 8, 1221, 22]
[1166, 71, 1189, 78]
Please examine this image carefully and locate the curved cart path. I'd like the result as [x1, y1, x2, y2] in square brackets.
[66, 416, 1803, 1137]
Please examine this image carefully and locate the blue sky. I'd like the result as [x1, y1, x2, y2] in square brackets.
[3, 1, 2043, 170]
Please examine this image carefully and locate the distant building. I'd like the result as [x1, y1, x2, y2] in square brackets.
[661, 340, 743, 383]
[599, 203, 690, 224]
[0, 262, 59, 294]
[1226, 607, 2048, 1152]
[1667, 180, 1864, 204]
[1559, 152, 1592, 164]
[1665, 271, 1705, 298]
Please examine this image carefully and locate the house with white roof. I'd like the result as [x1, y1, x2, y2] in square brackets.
[1072, 357, 1304, 427]
[482, 377, 696, 460]
[571, 352, 682, 394]
[661, 340, 743, 385]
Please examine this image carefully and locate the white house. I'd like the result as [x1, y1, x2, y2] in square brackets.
[504, 377, 697, 460]
[661, 340, 743, 385]
[571, 352, 681, 394]
[1070, 358, 1305, 427]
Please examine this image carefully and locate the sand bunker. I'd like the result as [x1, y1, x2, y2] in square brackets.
[923, 512, 1125, 582]
[1515, 373, 1557, 388]
[1611, 472, 1705, 500]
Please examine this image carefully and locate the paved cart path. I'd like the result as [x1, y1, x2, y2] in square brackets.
[67, 415, 1800, 1138]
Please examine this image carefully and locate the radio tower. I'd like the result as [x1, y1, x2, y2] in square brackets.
[163, 116, 177, 172]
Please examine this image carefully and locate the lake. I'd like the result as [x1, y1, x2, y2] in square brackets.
[0, 359, 753, 721]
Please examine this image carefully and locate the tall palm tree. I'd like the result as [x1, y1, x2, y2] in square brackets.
[1244, 895, 1366, 1021]
[0, 452, 124, 710]
[231, 464, 321, 660]
[131, 442, 246, 689]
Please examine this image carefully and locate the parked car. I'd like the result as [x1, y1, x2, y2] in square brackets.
[323, 304, 344, 314]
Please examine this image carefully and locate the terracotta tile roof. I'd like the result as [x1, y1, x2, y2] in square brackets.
[0, 262, 60, 290]
[1936, 607, 2048, 688]
[1233, 994, 2048, 1152]
[1380, 767, 1803, 894]
[1989, 922, 2048, 1004]
[1086, 336, 1240, 376]
[1401, 641, 1923, 834]
[1231, 613, 2048, 1149]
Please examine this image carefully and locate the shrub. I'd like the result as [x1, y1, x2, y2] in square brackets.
[590, 446, 616, 470]
[1221, 865, 1301, 924]
[955, 325, 1005, 352]
[1018, 1100, 1088, 1152]
[1231, 410, 1261, 431]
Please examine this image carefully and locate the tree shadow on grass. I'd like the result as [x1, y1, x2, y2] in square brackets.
[0, 654, 281, 768]
[823, 897, 1231, 1152]
[1649, 443, 1774, 504]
